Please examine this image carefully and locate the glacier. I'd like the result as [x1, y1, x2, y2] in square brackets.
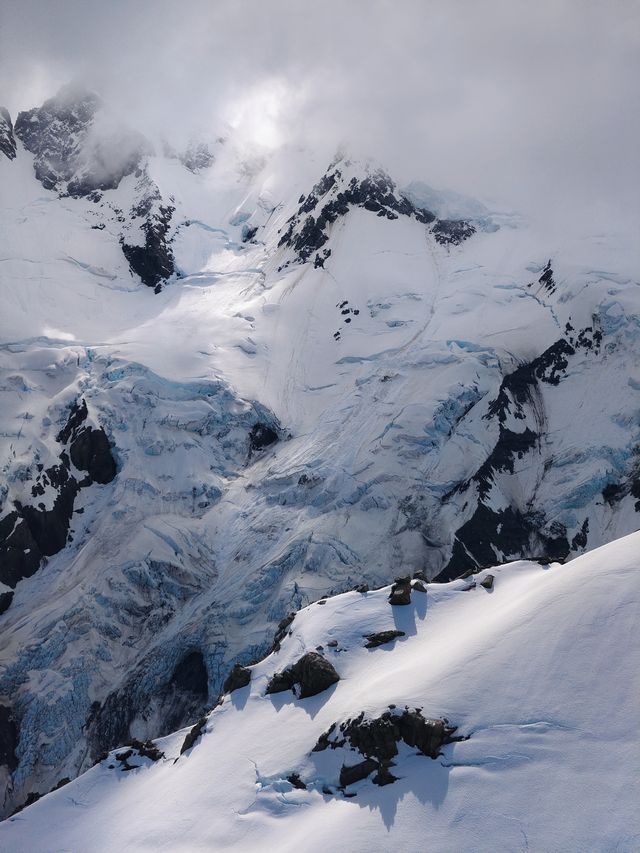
[0, 86, 639, 818]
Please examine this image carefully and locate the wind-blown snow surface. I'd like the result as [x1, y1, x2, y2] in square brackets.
[1, 92, 640, 814]
[2, 533, 639, 852]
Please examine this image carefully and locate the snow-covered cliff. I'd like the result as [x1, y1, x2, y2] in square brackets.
[2, 532, 639, 851]
[0, 87, 639, 817]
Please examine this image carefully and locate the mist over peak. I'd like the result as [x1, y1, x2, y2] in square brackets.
[2, 0, 638, 236]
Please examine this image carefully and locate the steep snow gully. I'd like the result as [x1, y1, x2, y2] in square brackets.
[0, 87, 639, 832]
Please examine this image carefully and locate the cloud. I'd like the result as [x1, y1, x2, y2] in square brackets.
[1, 0, 639, 229]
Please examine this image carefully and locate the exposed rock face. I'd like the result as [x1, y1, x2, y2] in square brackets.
[388, 577, 412, 605]
[14, 86, 101, 191]
[10, 791, 41, 816]
[339, 758, 378, 787]
[314, 709, 460, 789]
[286, 772, 307, 790]
[530, 260, 557, 295]
[87, 649, 210, 763]
[314, 710, 460, 761]
[12, 86, 178, 292]
[180, 717, 207, 755]
[364, 630, 405, 648]
[223, 664, 251, 694]
[0, 399, 117, 605]
[278, 162, 477, 269]
[278, 164, 436, 267]
[0, 107, 16, 160]
[266, 652, 340, 699]
[14, 85, 148, 197]
[113, 739, 164, 771]
[270, 613, 296, 653]
[437, 326, 605, 581]
[249, 423, 279, 455]
[432, 218, 476, 245]
[120, 171, 175, 290]
[58, 399, 117, 485]
[170, 651, 208, 696]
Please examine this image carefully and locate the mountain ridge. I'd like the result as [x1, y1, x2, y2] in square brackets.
[1, 531, 638, 850]
[0, 85, 638, 818]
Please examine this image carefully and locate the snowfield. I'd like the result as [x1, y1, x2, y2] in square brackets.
[2, 532, 639, 852]
[1, 87, 639, 825]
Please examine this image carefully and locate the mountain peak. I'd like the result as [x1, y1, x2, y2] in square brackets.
[14, 84, 148, 197]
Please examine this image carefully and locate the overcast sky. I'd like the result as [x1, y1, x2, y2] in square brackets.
[1, 0, 638, 228]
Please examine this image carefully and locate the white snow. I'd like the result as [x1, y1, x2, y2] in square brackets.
[1, 127, 640, 821]
[2, 532, 639, 852]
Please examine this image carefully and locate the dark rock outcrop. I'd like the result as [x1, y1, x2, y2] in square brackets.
[279, 164, 436, 267]
[15, 86, 101, 191]
[114, 739, 164, 771]
[249, 423, 278, 455]
[13, 87, 179, 292]
[486, 338, 576, 426]
[474, 427, 538, 501]
[432, 219, 476, 245]
[58, 399, 117, 485]
[287, 772, 307, 790]
[339, 758, 378, 787]
[266, 652, 340, 699]
[315, 709, 461, 789]
[120, 209, 174, 290]
[180, 716, 207, 755]
[223, 664, 251, 694]
[388, 577, 412, 606]
[437, 332, 603, 581]
[439, 503, 571, 582]
[315, 709, 459, 763]
[530, 260, 556, 295]
[0, 399, 116, 605]
[120, 173, 175, 290]
[0, 107, 16, 160]
[372, 764, 398, 786]
[14, 85, 148, 196]
[88, 649, 210, 763]
[270, 612, 295, 653]
[170, 651, 208, 697]
[364, 630, 405, 648]
[480, 574, 494, 590]
[10, 792, 41, 816]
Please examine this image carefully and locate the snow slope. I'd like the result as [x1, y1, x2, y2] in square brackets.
[1, 87, 639, 814]
[2, 532, 639, 852]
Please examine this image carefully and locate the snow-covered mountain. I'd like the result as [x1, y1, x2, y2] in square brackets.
[0, 86, 639, 821]
[1, 532, 639, 851]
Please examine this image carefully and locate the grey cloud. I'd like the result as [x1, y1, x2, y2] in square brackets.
[1, 0, 638, 230]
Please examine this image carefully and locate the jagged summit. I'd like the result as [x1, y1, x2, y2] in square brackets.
[14, 84, 150, 198]
[276, 157, 482, 271]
